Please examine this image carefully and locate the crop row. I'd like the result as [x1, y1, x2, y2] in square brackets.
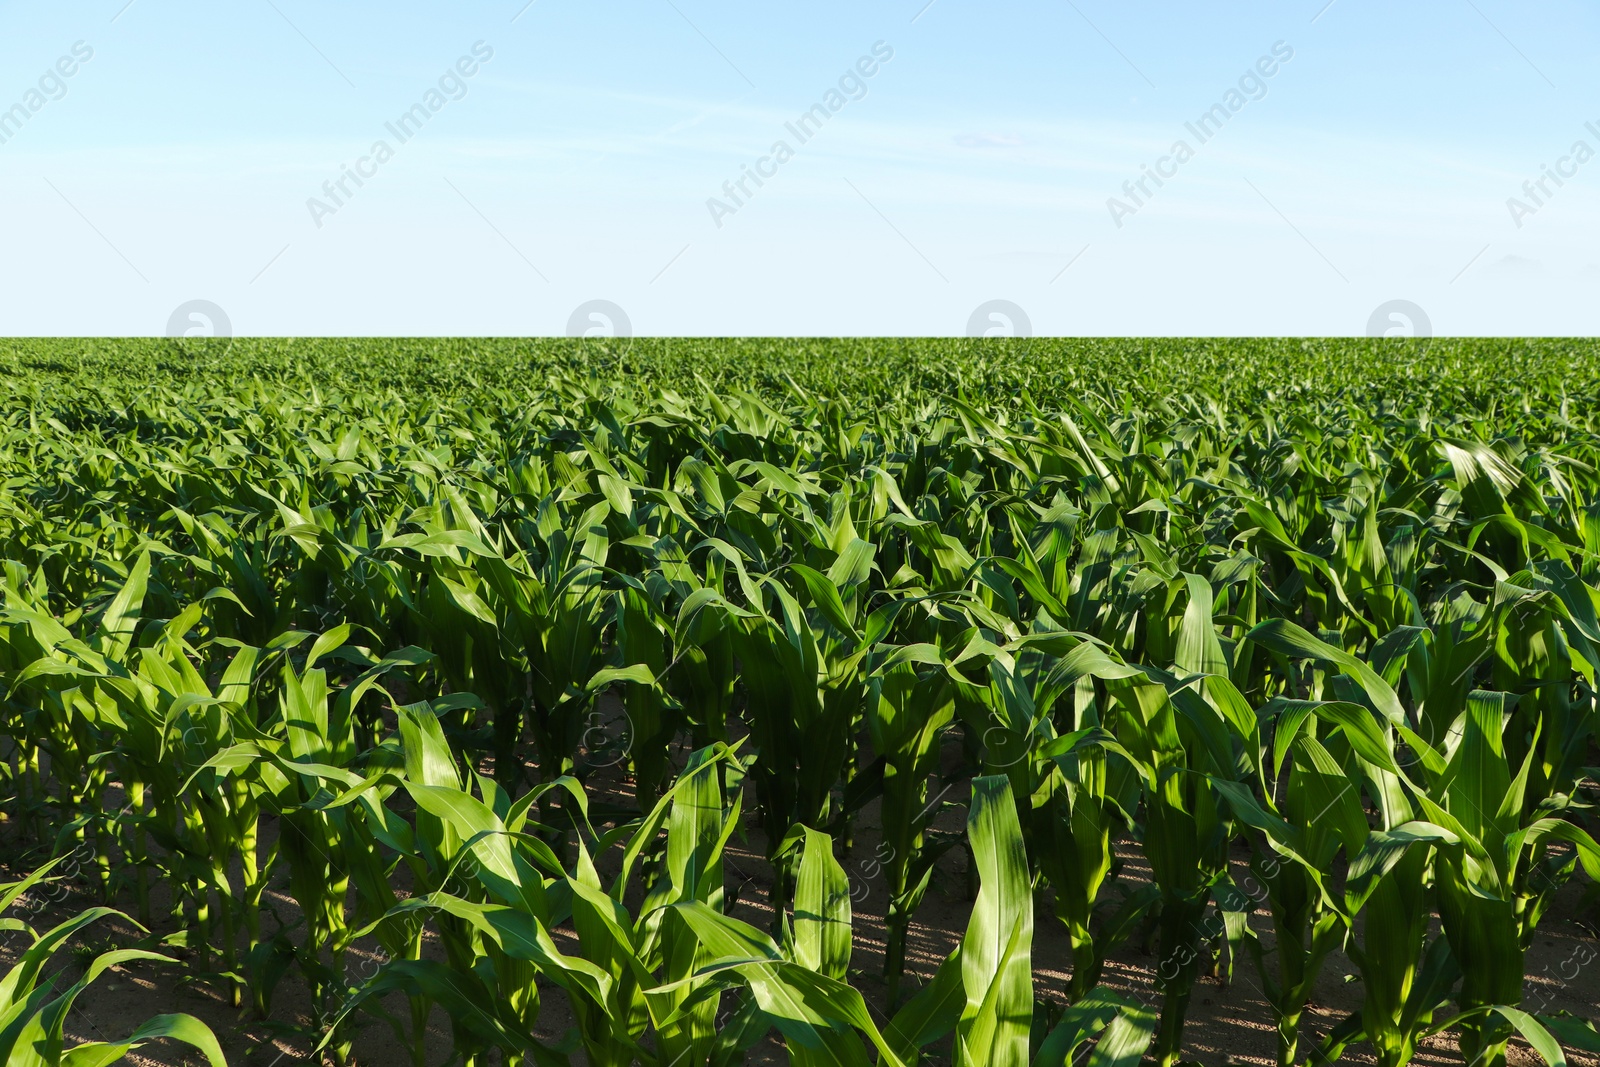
[1, 345, 1598, 1066]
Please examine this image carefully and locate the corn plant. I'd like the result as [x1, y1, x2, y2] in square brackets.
[0, 860, 227, 1067]
[4, 337, 1600, 1066]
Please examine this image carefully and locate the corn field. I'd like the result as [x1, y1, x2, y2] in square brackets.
[1, 338, 1598, 1066]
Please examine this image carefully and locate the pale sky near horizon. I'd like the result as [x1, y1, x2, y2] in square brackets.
[1, 1, 1596, 336]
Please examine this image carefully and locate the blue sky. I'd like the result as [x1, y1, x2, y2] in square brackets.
[1, 0, 1596, 335]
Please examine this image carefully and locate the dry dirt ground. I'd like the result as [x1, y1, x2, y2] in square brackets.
[3, 733, 1597, 1067]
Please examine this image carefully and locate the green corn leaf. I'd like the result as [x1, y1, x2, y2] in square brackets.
[58, 1014, 227, 1067]
[794, 827, 851, 981]
[1085, 994, 1159, 1067]
[98, 549, 150, 660]
[1247, 619, 1407, 726]
[666, 903, 909, 1067]
[791, 564, 861, 641]
[1490, 1009, 1568, 1067]
[956, 775, 1032, 1067]
[1308, 700, 1408, 779]
[398, 703, 462, 789]
[1031, 985, 1128, 1067]
[1176, 572, 1228, 676]
[403, 783, 523, 899]
[1535, 1014, 1600, 1057]
[885, 947, 964, 1062]
[1345, 822, 1458, 914]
